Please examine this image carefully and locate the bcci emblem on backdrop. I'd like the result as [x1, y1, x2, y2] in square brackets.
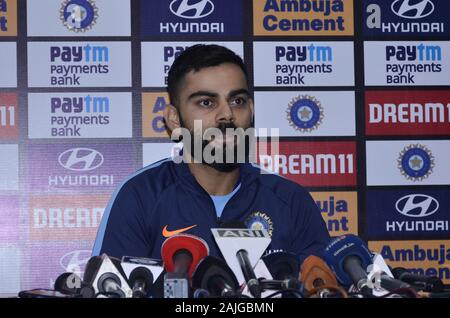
[170, 0, 214, 19]
[398, 144, 435, 181]
[60, 0, 98, 32]
[286, 95, 324, 132]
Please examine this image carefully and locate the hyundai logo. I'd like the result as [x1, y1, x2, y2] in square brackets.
[391, 0, 434, 19]
[395, 194, 439, 218]
[170, 0, 214, 19]
[60, 250, 92, 276]
[58, 148, 104, 171]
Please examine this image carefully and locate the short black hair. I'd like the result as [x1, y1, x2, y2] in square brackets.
[167, 44, 249, 108]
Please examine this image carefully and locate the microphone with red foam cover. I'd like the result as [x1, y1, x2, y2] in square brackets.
[161, 234, 209, 279]
[161, 234, 209, 298]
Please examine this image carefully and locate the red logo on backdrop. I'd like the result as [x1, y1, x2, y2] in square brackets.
[366, 91, 450, 136]
[0, 93, 18, 140]
[257, 141, 356, 187]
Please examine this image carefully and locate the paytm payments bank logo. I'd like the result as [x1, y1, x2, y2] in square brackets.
[142, 93, 170, 138]
[255, 91, 355, 137]
[0, 93, 18, 139]
[28, 42, 131, 87]
[257, 141, 356, 187]
[140, 0, 242, 36]
[253, 42, 354, 87]
[369, 240, 450, 284]
[0, 0, 17, 36]
[365, 41, 450, 86]
[367, 190, 449, 240]
[141, 42, 243, 87]
[253, 0, 354, 36]
[365, 90, 450, 136]
[365, 0, 450, 36]
[312, 192, 358, 237]
[26, 143, 134, 193]
[28, 92, 132, 138]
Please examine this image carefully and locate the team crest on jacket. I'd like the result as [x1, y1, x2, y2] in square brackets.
[397, 144, 434, 181]
[286, 95, 324, 133]
[245, 212, 273, 237]
[60, 0, 99, 32]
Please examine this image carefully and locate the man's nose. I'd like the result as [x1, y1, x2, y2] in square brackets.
[216, 100, 234, 123]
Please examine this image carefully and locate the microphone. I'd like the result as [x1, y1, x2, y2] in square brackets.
[121, 256, 164, 298]
[392, 267, 444, 293]
[83, 254, 132, 298]
[212, 221, 271, 298]
[263, 251, 300, 281]
[299, 255, 339, 297]
[54, 272, 95, 298]
[323, 235, 374, 296]
[129, 267, 153, 298]
[364, 254, 412, 297]
[191, 256, 240, 298]
[261, 252, 302, 294]
[193, 289, 210, 298]
[161, 234, 209, 298]
[236, 248, 262, 298]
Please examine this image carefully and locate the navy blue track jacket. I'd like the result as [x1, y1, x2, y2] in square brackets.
[92, 158, 330, 266]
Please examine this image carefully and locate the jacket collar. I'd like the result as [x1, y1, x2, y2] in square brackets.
[172, 157, 259, 194]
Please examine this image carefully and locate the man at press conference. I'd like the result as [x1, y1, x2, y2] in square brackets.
[92, 44, 330, 270]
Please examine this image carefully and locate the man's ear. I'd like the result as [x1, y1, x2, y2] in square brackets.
[163, 104, 181, 136]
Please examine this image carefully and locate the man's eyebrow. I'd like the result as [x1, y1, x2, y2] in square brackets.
[187, 91, 218, 100]
[187, 89, 250, 100]
[228, 89, 250, 98]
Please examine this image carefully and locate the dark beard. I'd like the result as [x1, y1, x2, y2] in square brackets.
[181, 119, 250, 173]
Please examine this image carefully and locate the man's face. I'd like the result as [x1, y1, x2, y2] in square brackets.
[175, 63, 254, 171]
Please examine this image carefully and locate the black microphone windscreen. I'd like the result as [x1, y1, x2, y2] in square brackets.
[129, 267, 154, 287]
[54, 272, 82, 294]
[83, 256, 103, 283]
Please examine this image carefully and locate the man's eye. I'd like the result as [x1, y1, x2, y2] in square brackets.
[231, 97, 247, 106]
[198, 100, 214, 107]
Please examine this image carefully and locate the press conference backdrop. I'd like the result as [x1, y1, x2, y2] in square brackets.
[0, 0, 449, 294]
